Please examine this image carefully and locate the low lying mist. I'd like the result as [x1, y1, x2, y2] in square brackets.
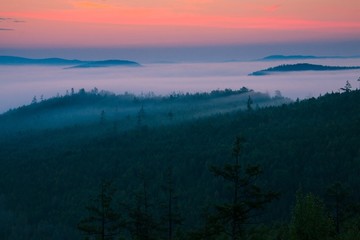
[1, 58, 359, 113]
[0, 88, 290, 134]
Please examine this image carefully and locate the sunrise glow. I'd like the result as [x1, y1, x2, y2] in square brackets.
[0, 0, 359, 47]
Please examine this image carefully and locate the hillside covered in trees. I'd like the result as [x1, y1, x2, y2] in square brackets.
[0, 88, 359, 239]
[249, 63, 360, 75]
[0, 87, 287, 133]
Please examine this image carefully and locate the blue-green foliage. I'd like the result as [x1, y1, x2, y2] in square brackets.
[0, 89, 359, 239]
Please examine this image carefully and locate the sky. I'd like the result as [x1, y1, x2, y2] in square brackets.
[0, 0, 360, 59]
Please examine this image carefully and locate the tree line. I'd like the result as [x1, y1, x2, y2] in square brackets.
[78, 137, 360, 240]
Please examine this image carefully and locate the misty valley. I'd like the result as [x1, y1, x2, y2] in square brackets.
[1, 0, 360, 238]
[0, 87, 289, 133]
[0, 55, 360, 240]
[1, 56, 360, 113]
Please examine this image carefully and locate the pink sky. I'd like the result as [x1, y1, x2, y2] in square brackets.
[0, 0, 359, 48]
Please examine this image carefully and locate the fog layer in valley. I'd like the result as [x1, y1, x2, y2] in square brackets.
[1, 58, 359, 113]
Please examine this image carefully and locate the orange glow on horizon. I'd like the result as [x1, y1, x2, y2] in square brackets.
[0, 0, 359, 48]
[3, 7, 360, 30]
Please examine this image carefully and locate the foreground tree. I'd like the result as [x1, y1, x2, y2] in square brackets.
[204, 136, 279, 240]
[127, 176, 159, 240]
[326, 182, 349, 235]
[289, 192, 334, 240]
[78, 180, 123, 240]
[326, 183, 360, 239]
[161, 165, 183, 240]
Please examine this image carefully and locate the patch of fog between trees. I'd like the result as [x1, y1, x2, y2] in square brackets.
[0, 90, 284, 133]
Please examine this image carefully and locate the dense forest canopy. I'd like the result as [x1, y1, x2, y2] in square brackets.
[0, 87, 359, 239]
[0, 87, 287, 133]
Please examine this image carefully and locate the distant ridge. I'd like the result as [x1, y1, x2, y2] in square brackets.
[260, 55, 317, 61]
[258, 55, 360, 61]
[0, 56, 141, 68]
[66, 60, 141, 69]
[0, 56, 84, 65]
[249, 63, 360, 76]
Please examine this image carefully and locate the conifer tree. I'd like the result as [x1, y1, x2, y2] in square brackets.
[326, 182, 349, 235]
[161, 165, 183, 240]
[128, 176, 159, 240]
[78, 180, 123, 240]
[340, 81, 352, 92]
[207, 136, 279, 240]
[247, 96, 253, 111]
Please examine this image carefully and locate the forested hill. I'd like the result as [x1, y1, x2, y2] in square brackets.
[259, 55, 319, 61]
[66, 59, 141, 68]
[0, 89, 359, 239]
[0, 87, 288, 133]
[257, 55, 360, 61]
[250, 63, 360, 75]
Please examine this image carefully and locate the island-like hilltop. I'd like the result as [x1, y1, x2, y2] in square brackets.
[249, 63, 360, 76]
[66, 59, 140, 68]
[0, 56, 141, 68]
[257, 55, 360, 61]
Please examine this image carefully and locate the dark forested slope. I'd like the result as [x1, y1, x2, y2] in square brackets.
[0, 89, 359, 239]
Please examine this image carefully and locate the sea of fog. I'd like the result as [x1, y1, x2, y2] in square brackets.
[1, 58, 359, 113]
